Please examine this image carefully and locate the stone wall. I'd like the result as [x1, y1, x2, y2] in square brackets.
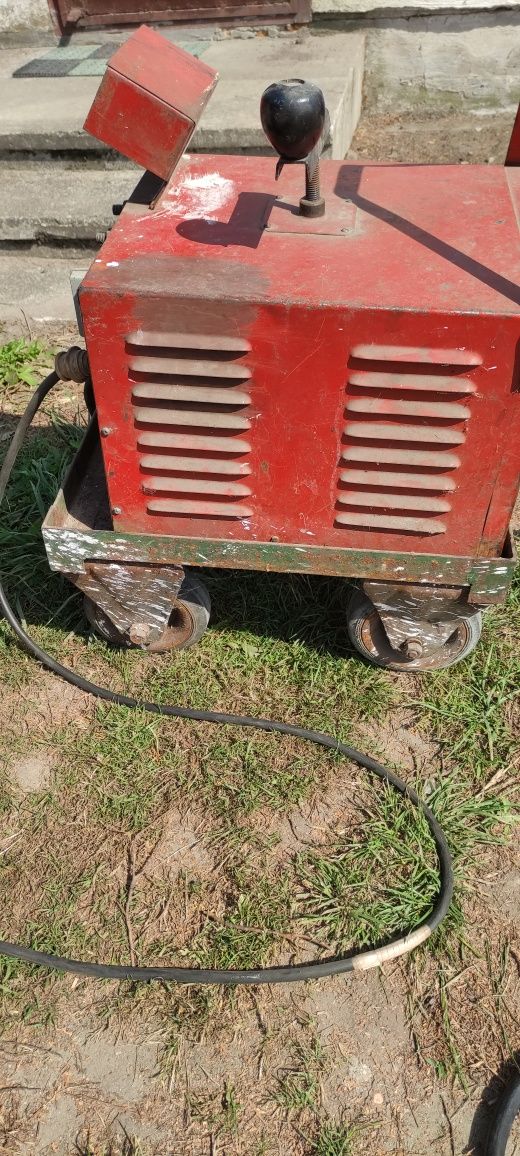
[312, 1, 520, 111]
[0, 0, 53, 32]
[363, 12, 520, 111]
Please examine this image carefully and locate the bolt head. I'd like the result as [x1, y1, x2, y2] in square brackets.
[129, 623, 152, 646]
[400, 639, 424, 660]
[111, 506, 122, 516]
[100, 426, 111, 437]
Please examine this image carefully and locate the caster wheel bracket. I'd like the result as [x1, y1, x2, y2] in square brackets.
[349, 581, 483, 671]
[67, 561, 185, 644]
[377, 609, 465, 658]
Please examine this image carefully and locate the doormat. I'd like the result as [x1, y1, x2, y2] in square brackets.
[13, 40, 209, 78]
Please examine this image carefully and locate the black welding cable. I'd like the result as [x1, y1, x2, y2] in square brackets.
[0, 365, 454, 985]
[486, 1072, 520, 1156]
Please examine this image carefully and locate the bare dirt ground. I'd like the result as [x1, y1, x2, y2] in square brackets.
[349, 110, 515, 166]
[0, 969, 473, 1155]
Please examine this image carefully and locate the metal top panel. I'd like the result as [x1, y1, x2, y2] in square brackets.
[83, 155, 520, 317]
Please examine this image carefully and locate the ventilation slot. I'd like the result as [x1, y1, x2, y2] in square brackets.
[337, 346, 477, 535]
[147, 499, 252, 518]
[351, 344, 482, 366]
[343, 446, 461, 468]
[349, 371, 477, 395]
[140, 455, 251, 476]
[336, 512, 447, 535]
[129, 332, 253, 520]
[337, 492, 450, 512]
[134, 407, 250, 430]
[346, 399, 470, 420]
[340, 470, 456, 492]
[344, 422, 464, 445]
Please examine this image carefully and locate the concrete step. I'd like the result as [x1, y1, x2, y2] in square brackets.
[0, 251, 81, 327]
[0, 31, 364, 246]
[0, 31, 364, 160]
[1, 167, 139, 243]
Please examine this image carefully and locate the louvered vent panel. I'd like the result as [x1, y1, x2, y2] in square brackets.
[127, 331, 254, 520]
[337, 346, 477, 536]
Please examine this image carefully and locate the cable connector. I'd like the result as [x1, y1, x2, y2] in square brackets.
[54, 346, 90, 383]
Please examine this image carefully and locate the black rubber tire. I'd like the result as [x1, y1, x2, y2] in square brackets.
[346, 587, 482, 672]
[84, 595, 127, 646]
[172, 572, 211, 649]
[486, 1072, 520, 1156]
[84, 572, 211, 652]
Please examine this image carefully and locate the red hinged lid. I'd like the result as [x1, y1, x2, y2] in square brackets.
[83, 25, 218, 181]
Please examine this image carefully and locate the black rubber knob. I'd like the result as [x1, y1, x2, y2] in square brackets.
[260, 79, 326, 161]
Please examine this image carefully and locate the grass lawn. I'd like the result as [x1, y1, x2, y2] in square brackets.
[0, 337, 518, 1156]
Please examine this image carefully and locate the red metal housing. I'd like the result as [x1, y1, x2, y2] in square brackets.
[80, 153, 520, 562]
[506, 104, 520, 166]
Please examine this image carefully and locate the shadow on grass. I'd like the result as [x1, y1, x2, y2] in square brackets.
[466, 1050, 520, 1155]
[0, 413, 87, 630]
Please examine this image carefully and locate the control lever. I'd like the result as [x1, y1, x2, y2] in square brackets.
[260, 79, 329, 218]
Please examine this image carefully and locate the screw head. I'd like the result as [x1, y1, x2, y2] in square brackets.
[100, 426, 111, 437]
[111, 506, 122, 516]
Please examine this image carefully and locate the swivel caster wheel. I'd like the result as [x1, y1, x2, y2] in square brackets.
[346, 587, 482, 672]
[85, 572, 211, 653]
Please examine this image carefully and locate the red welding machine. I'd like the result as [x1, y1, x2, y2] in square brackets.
[42, 25, 520, 672]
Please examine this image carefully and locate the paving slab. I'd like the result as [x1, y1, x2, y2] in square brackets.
[0, 75, 99, 152]
[0, 253, 80, 325]
[0, 31, 364, 159]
